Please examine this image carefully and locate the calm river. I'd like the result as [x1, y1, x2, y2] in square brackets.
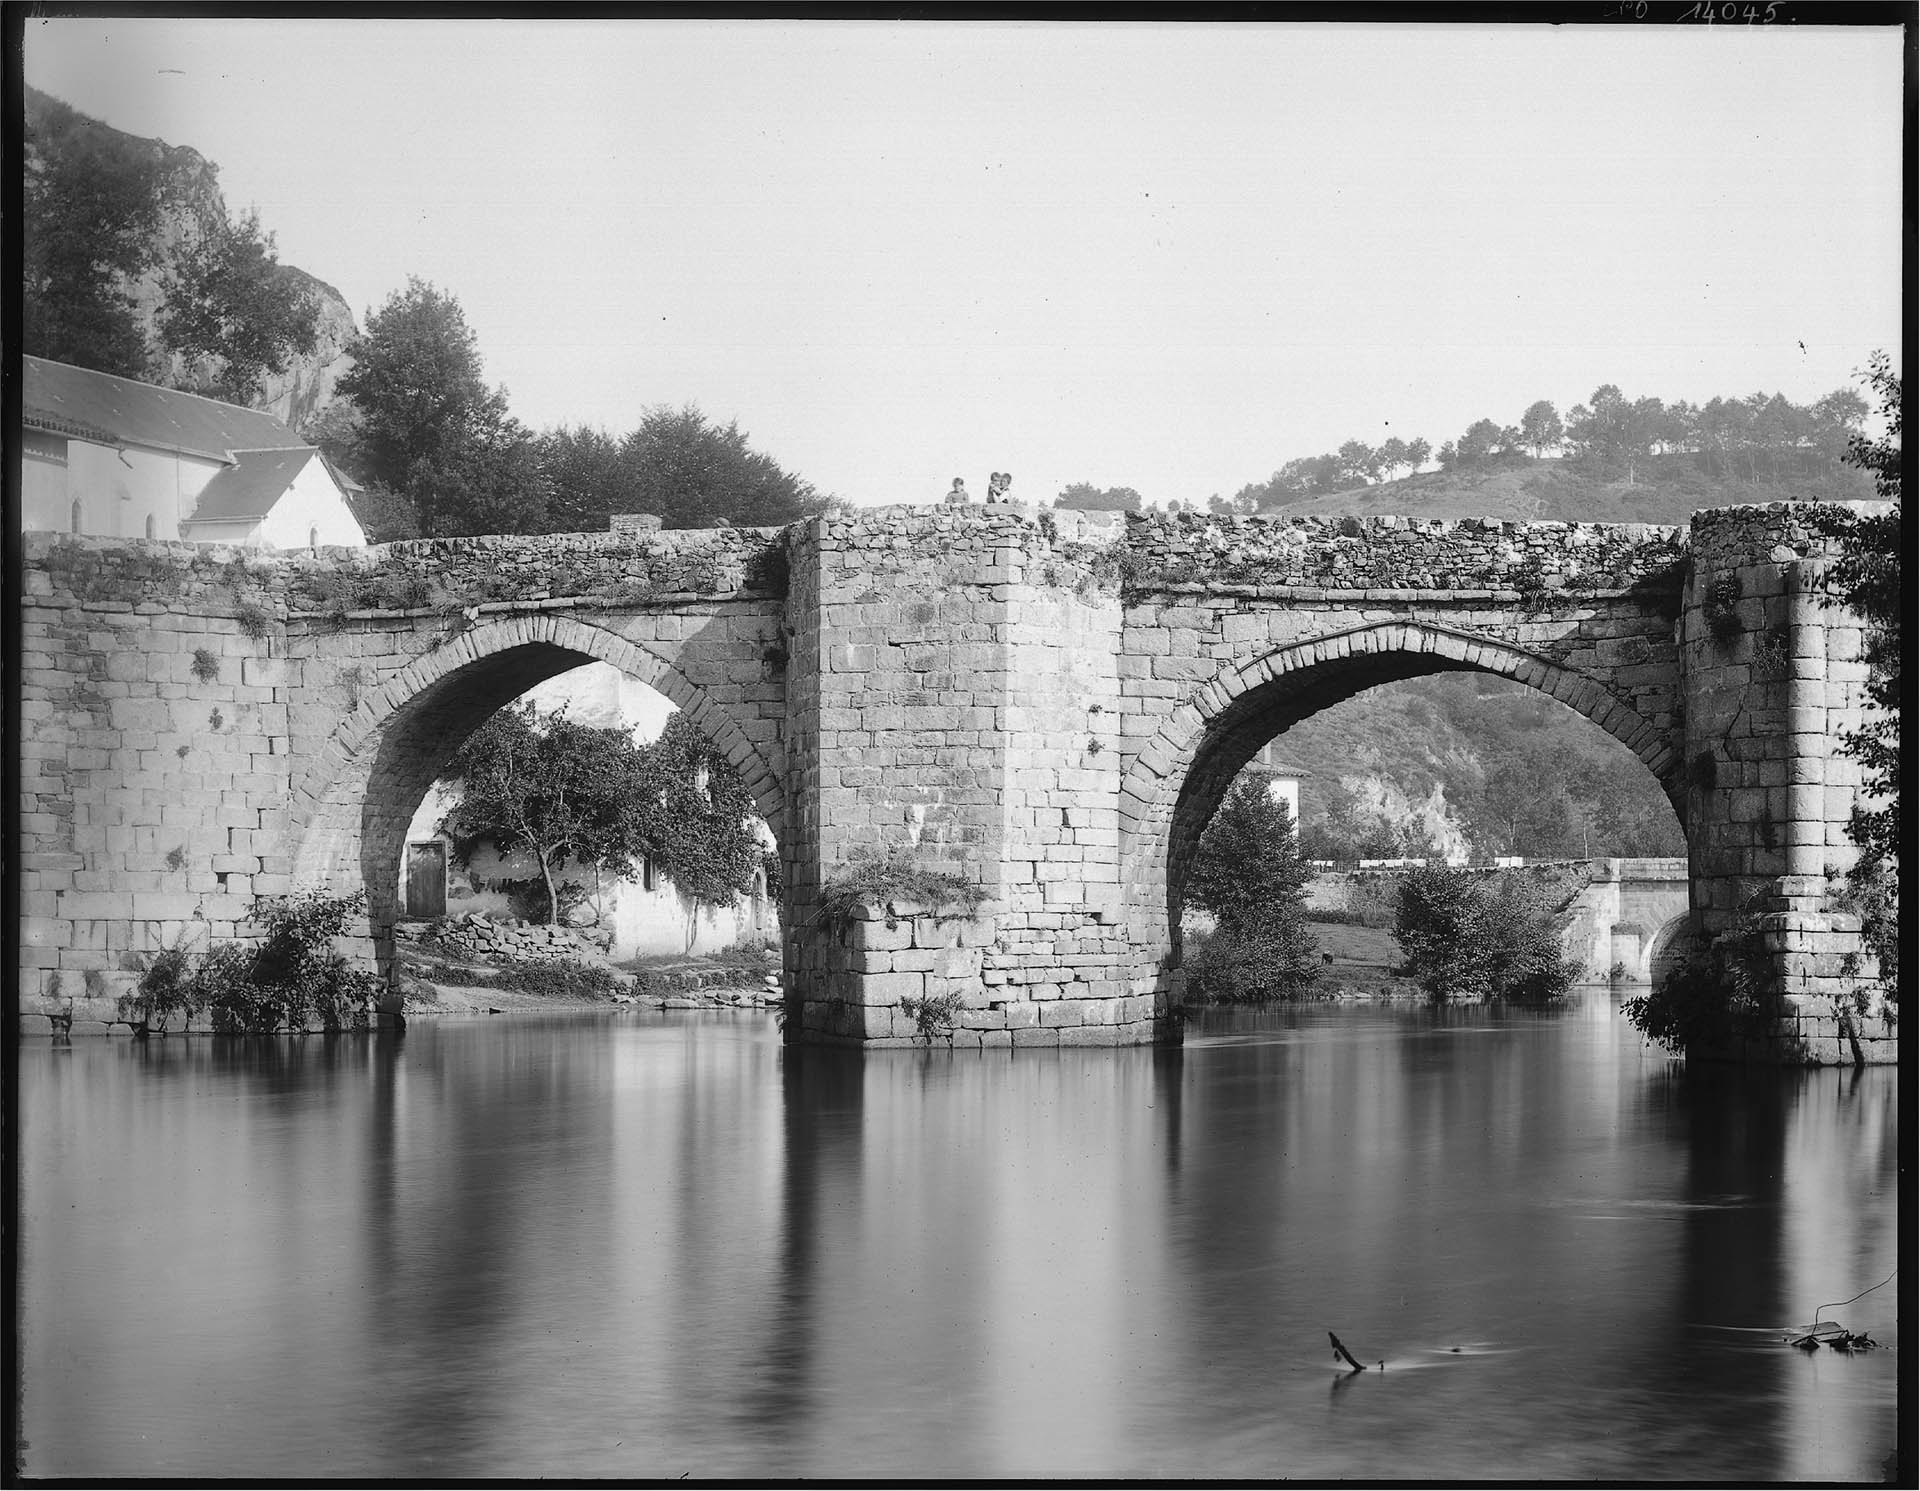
[16, 991, 1900, 1481]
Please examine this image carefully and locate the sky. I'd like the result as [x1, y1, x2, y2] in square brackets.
[22, 16, 1908, 511]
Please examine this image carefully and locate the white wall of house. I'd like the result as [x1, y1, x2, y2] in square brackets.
[182, 457, 366, 548]
[432, 835, 775, 960]
[22, 435, 223, 540]
[1262, 773, 1302, 823]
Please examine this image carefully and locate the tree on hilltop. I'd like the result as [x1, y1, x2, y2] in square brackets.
[1520, 400, 1563, 457]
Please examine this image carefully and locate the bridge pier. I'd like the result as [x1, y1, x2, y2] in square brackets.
[1669, 508, 1893, 1064]
[781, 507, 1171, 1046]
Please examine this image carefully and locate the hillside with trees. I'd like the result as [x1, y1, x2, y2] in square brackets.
[1217, 383, 1876, 527]
[1276, 674, 1687, 865]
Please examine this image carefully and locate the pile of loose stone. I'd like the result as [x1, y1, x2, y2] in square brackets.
[411, 913, 607, 965]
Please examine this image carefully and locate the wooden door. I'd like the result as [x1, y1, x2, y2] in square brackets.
[405, 841, 448, 918]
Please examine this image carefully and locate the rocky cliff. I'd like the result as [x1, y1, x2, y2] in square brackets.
[25, 85, 357, 431]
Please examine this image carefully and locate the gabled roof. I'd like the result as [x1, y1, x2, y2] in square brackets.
[180, 447, 320, 524]
[22, 356, 307, 463]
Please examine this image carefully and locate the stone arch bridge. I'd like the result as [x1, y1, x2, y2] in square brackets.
[18, 500, 1889, 1063]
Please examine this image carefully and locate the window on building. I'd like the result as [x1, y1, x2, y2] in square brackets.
[310, 526, 320, 550]
[71, 500, 83, 534]
[642, 856, 657, 892]
[145, 514, 158, 539]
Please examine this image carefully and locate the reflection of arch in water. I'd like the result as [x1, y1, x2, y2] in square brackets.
[1117, 619, 1684, 960]
[289, 614, 785, 959]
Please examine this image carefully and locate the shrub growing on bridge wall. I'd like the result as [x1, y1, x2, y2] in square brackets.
[1621, 918, 1770, 1055]
[119, 891, 381, 1034]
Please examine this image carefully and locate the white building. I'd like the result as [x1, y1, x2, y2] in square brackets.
[21, 356, 366, 548]
[1247, 740, 1309, 823]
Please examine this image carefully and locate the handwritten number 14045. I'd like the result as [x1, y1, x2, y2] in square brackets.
[1677, 2, 1780, 20]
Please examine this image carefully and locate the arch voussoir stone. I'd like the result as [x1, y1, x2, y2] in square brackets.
[1120, 617, 1680, 951]
[289, 612, 789, 896]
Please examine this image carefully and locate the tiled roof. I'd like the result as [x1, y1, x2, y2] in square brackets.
[22, 356, 306, 462]
[181, 448, 318, 524]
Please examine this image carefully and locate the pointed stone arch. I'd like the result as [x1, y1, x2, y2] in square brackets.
[287, 613, 785, 947]
[1116, 618, 1684, 949]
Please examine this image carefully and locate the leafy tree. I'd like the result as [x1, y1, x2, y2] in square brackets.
[408, 414, 551, 537]
[1184, 779, 1318, 1001]
[539, 423, 626, 532]
[1378, 436, 1411, 480]
[442, 704, 655, 923]
[1055, 483, 1144, 512]
[1336, 439, 1380, 485]
[442, 704, 762, 923]
[1393, 867, 1579, 1004]
[610, 404, 825, 530]
[22, 90, 173, 376]
[1456, 419, 1499, 465]
[1520, 400, 1563, 457]
[156, 209, 320, 405]
[334, 278, 550, 535]
[1404, 436, 1432, 472]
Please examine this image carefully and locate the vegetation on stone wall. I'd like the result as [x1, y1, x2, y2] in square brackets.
[1392, 866, 1581, 1004]
[898, 989, 971, 1042]
[1183, 780, 1318, 1003]
[1621, 916, 1771, 1054]
[818, 846, 986, 931]
[1809, 351, 1901, 1008]
[119, 891, 380, 1034]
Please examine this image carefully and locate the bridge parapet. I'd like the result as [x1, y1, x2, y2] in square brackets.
[1107, 509, 1687, 599]
[281, 525, 789, 617]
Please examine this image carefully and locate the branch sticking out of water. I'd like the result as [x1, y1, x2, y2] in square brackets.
[1328, 1331, 1373, 1373]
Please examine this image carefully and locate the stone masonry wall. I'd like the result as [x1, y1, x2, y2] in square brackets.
[1677, 503, 1891, 1064]
[20, 536, 301, 1030]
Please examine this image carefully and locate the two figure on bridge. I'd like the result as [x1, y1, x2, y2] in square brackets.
[944, 472, 1014, 505]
